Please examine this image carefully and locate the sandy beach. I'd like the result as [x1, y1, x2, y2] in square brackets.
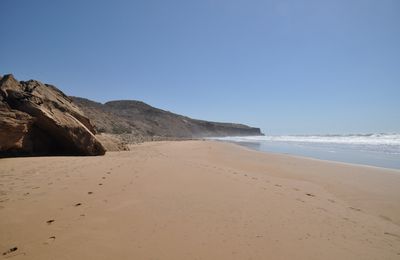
[1, 140, 400, 259]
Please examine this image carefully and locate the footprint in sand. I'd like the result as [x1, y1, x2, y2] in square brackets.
[44, 236, 56, 245]
[2, 247, 18, 256]
[46, 219, 55, 224]
[317, 207, 328, 212]
[384, 232, 400, 239]
[342, 217, 356, 224]
[380, 215, 392, 222]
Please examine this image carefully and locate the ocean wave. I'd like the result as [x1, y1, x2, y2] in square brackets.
[211, 133, 400, 146]
[209, 134, 400, 154]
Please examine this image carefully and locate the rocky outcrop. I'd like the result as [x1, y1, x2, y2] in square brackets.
[0, 74, 105, 157]
[71, 97, 263, 139]
[95, 133, 129, 152]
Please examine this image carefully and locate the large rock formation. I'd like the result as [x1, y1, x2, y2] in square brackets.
[71, 97, 263, 139]
[0, 74, 105, 157]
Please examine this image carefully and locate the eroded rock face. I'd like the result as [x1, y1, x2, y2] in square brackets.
[0, 74, 105, 156]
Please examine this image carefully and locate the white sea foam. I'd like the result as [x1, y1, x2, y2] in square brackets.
[210, 133, 400, 154]
[212, 133, 400, 145]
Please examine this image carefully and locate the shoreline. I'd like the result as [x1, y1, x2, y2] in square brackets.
[216, 139, 400, 172]
[212, 138, 400, 170]
[1, 140, 399, 259]
[206, 140, 400, 226]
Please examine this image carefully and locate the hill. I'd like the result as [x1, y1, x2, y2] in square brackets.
[71, 97, 263, 139]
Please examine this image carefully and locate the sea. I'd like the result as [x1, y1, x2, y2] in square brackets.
[210, 133, 400, 170]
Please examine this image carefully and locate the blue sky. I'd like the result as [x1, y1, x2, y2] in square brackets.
[1, 0, 399, 134]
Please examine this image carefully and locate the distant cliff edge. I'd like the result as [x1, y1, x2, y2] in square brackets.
[71, 97, 263, 139]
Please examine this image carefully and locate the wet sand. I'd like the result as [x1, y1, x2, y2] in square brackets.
[1, 140, 399, 259]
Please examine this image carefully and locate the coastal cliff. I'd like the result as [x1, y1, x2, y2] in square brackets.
[0, 74, 262, 156]
[71, 97, 263, 139]
[0, 74, 105, 157]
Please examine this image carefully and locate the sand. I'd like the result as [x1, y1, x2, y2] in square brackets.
[1, 140, 399, 259]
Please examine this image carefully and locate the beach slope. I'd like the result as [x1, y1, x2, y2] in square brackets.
[1, 141, 399, 259]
